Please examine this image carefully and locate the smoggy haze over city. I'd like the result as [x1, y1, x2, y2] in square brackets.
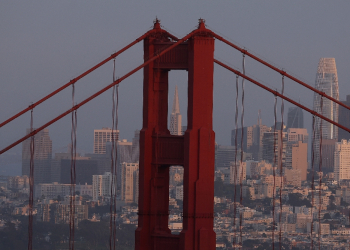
[1, 1, 350, 174]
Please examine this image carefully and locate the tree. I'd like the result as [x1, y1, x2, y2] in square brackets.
[323, 213, 331, 220]
[327, 202, 337, 211]
[287, 193, 311, 207]
[214, 178, 225, 197]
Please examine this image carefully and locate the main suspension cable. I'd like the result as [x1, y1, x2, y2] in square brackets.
[211, 33, 350, 114]
[213, 60, 350, 134]
[0, 29, 198, 156]
[0, 29, 166, 129]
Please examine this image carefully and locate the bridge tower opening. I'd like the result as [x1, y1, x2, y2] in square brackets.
[135, 19, 216, 250]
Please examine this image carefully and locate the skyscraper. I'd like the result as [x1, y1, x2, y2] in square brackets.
[285, 128, 308, 181]
[313, 58, 339, 168]
[22, 128, 52, 184]
[93, 128, 119, 154]
[215, 144, 235, 170]
[262, 131, 287, 167]
[334, 139, 350, 182]
[338, 95, 350, 141]
[92, 172, 113, 201]
[286, 106, 304, 129]
[232, 122, 271, 161]
[121, 162, 139, 203]
[169, 85, 182, 135]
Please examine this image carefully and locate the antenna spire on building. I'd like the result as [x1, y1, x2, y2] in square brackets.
[258, 109, 262, 126]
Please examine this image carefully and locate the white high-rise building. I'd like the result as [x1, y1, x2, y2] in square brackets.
[93, 128, 119, 154]
[313, 58, 339, 167]
[169, 85, 182, 135]
[334, 140, 350, 182]
[92, 172, 113, 201]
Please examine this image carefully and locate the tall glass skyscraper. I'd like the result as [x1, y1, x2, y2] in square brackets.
[287, 106, 304, 129]
[313, 58, 339, 168]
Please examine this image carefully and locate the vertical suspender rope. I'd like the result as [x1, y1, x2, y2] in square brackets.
[278, 75, 285, 250]
[69, 83, 77, 250]
[113, 79, 119, 250]
[28, 108, 34, 250]
[110, 58, 118, 250]
[109, 87, 115, 250]
[318, 96, 323, 250]
[272, 94, 278, 250]
[233, 74, 239, 249]
[311, 115, 316, 249]
[109, 60, 116, 250]
[239, 54, 245, 246]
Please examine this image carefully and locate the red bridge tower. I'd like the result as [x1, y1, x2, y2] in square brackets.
[136, 19, 216, 250]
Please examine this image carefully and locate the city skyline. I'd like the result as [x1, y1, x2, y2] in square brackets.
[1, 3, 350, 249]
[2, 2, 350, 157]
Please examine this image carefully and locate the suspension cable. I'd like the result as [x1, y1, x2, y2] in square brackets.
[278, 75, 285, 250]
[272, 94, 277, 250]
[213, 59, 350, 135]
[69, 84, 77, 250]
[239, 54, 245, 247]
[211, 33, 350, 114]
[233, 74, 239, 248]
[1, 29, 197, 156]
[0, 29, 170, 129]
[28, 108, 34, 250]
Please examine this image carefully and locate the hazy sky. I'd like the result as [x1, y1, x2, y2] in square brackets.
[1, 1, 350, 160]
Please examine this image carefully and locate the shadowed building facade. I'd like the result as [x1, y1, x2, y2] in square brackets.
[22, 128, 52, 184]
[338, 95, 350, 142]
[287, 106, 304, 129]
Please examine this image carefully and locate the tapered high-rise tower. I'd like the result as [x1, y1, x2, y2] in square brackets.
[169, 85, 182, 135]
[313, 58, 339, 169]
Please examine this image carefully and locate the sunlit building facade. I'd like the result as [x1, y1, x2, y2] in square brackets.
[334, 140, 350, 182]
[93, 128, 119, 154]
